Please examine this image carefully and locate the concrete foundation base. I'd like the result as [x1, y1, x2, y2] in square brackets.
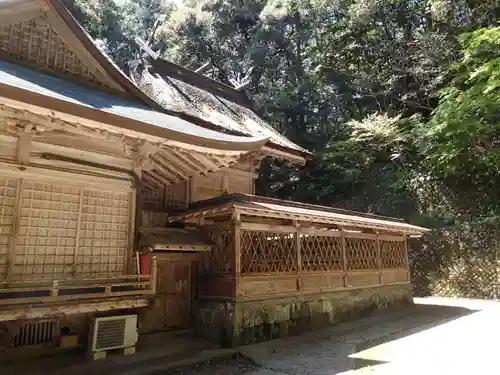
[196, 283, 413, 347]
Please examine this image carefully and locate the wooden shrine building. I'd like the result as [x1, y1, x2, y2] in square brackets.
[0, 0, 266, 357]
[0, 0, 427, 358]
[129, 52, 428, 344]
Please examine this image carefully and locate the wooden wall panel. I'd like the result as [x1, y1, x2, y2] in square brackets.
[346, 271, 380, 287]
[236, 275, 298, 300]
[302, 272, 345, 292]
[381, 269, 409, 284]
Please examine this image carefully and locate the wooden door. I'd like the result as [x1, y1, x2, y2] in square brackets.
[152, 256, 192, 330]
[164, 259, 192, 328]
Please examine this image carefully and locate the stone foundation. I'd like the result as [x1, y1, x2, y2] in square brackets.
[196, 284, 413, 347]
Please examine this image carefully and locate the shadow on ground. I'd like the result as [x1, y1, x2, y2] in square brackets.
[0, 299, 482, 375]
[351, 301, 478, 371]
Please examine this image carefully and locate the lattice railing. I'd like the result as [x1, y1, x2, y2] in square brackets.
[302, 235, 343, 272]
[204, 226, 408, 278]
[381, 239, 406, 269]
[346, 237, 378, 270]
[240, 231, 297, 274]
[203, 230, 233, 275]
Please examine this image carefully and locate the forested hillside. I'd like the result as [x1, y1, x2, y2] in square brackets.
[66, 0, 500, 298]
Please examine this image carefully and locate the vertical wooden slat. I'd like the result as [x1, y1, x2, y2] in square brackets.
[185, 179, 190, 208]
[221, 171, 229, 194]
[72, 188, 84, 276]
[376, 232, 382, 285]
[151, 256, 157, 295]
[295, 221, 302, 291]
[189, 176, 196, 202]
[233, 210, 241, 279]
[7, 178, 23, 280]
[341, 229, 347, 287]
[404, 234, 411, 282]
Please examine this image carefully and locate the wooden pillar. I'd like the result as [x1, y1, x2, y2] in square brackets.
[404, 234, 411, 283]
[151, 256, 158, 294]
[232, 210, 241, 278]
[341, 229, 347, 287]
[184, 179, 190, 208]
[376, 232, 382, 285]
[295, 221, 302, 291]
[189, 176, 196, 202]
[221, 171, 229, 194]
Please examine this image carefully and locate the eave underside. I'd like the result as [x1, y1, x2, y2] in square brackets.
[0, 100, 256, 187]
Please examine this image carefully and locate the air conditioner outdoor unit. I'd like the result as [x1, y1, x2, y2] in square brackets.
[89, 314, 138, 360]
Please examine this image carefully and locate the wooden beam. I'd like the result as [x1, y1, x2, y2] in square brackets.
[240, 221, 295, 233]
[169, 148, 206, 173]
[152, 153, 189, 180]
[142, 171, 164, 189]
[144, 169, 168, 187]
[188, 152, 223, 172]
[159, 149, 196, 177]
[0, 298, 150, 322]
[16, 130, 32, 165]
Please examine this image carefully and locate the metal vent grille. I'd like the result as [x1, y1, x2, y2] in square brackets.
[95, 318, 126, 351]
[13, 319, 58, 347]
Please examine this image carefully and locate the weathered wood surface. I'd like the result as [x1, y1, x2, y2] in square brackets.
[0, 272, 155, 306]
[199, 214, 411, 302]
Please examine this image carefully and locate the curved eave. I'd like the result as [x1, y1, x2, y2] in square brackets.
[0, 62, 269, 154]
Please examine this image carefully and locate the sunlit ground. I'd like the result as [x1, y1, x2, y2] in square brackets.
[340, 297, 500, 374]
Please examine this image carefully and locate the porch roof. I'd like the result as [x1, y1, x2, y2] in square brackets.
[169, 194, 429, 236]
[140, 228, 213, 252]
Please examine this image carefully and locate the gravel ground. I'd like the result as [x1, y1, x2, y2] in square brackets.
[161, 355, 259, 375]
[159, 298, 500, 375]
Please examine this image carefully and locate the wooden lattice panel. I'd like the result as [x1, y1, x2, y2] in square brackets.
[14, 181, 80, 279]
[302, 235, 343, 272]
[202, 230, 233, 275]
[77, 189, 129, 275]
[0, 17, 108, 88]
[240, 231, 297, 274]
[0, 178, 17, 279]
[346, 237, 377, 270]
[165, 181, 187, 209]
[381, 239, 407, 269]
